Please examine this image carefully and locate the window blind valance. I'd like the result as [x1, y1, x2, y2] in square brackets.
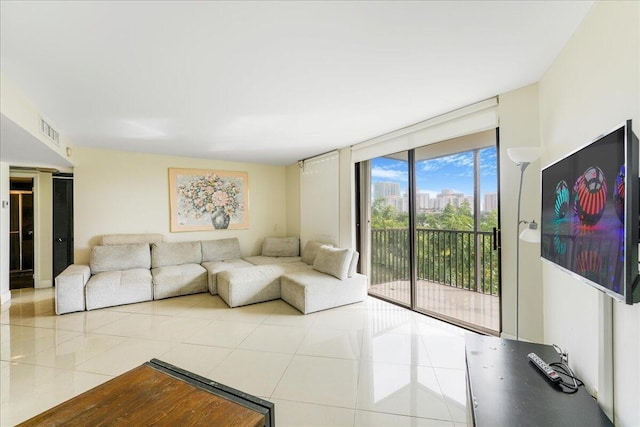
[350, 97, 498, 163]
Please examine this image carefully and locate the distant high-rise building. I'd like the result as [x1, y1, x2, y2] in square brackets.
[416, 192, 430, 212]
[464, 196, 474, 213]
[373, 184, 486, 214]
[436, 189, 465, 210]
[373, 182, 401, 201]
[484, 193, 498, 212]
[389, 195, 404, 212]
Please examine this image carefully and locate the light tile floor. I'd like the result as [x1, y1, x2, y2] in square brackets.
[1, 288, 471, 426]
[369, 280, 500, 335]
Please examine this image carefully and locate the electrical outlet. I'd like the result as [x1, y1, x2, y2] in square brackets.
[1, 200, 8, 208]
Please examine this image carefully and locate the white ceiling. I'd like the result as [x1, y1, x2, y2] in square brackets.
[0, 1, 593, 167]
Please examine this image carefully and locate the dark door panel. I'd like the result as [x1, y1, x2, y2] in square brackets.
[53, 176, 74, 280]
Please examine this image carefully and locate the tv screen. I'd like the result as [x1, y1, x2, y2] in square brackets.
[541, 120, 639, 304]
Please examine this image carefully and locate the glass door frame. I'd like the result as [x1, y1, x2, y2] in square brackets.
[359, 129, 502, 334]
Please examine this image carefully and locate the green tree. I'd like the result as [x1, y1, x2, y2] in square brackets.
[433, 202, 473, 231]
[370, 199, 499, 295]
[480, 209, 498, 232]
[371, 198, 407, 229]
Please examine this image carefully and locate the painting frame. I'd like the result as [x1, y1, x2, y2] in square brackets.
[169, 168, 249, 232]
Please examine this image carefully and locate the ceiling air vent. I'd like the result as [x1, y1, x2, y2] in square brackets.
[40, 117, 60, 146]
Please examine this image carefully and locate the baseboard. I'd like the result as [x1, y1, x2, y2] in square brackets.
[1, 290, 11, 305]
[35, 279, 53, 289]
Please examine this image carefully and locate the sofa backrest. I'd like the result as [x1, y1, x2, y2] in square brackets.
[101, 233, 163, 246]
[312, 246, 359, 280]
[151, 241, 202, 268]
[301, 240, 333, 265]
[262, 237, 300, 257]
[90, 243, 151, 274]
[201, 238, 242, 262]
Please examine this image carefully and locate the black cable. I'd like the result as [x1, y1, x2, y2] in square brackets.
[550, 361, 584, 394]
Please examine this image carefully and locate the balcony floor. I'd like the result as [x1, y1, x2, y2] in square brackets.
[369, 280, 500, 335]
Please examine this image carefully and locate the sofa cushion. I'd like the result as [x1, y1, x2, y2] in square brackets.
[101, 233, 163, 246]
[348, 251, 360, 277]
[201, 238, 242, 262]
[85, 269, 153, 310]
[217, 262, 311, 308]
[151, 241, 202, 268]
[281, 270, 367, 314]
[152, 264, 207, 299]
[90, 244, 151, 274]
[301, 240, 333, 265]
[217, 265, 284, 308]
[201, 259, 254, 295]
[262, 237, 300, 257]
[244, 255, 302, 265]
[313, 247, 353, 280]
[55, 264, 91, 314]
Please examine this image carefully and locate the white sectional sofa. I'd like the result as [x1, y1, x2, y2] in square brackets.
[281, 247, 367, 314]
[217, 240, 367, 314]
[55, 235, 367, 315]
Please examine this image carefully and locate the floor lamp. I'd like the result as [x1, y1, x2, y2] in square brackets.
[508, 147, 541, 341]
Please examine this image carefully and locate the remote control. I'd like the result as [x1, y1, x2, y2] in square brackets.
[527, 352, 561, 383]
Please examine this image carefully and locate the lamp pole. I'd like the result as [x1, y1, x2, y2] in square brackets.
[508, 146, 541, 342]
[515, 161, 529, 341]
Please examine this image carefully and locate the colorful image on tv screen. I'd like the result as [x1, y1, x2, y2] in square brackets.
[541, 126, 626, 295]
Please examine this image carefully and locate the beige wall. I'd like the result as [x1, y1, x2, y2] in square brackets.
[539, 1, 639, 425]
[73, 147, 288, 264]
[497, 84, 543, 342]
[35, 172, 52, 288]
[285, 163, 300, 238]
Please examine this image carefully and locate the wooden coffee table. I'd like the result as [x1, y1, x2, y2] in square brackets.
[18, 359, 275, 426]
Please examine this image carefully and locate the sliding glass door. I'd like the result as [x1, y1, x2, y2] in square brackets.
[361, 130, 501, 334]
[368, 151, 411, 307]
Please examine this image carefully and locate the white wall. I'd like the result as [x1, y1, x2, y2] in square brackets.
[0, 162, 10, 304]
[73, 147, 288, 264]
[498, 84, 544, 342]
[539, 1, 639, 425]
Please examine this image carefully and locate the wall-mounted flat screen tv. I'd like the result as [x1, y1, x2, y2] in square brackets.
[541, 120, 639, 304]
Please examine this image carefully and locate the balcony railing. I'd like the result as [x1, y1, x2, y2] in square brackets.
[370, 228, 499, 296]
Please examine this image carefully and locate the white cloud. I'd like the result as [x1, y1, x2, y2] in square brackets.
[419, 153, 474, 172]
[371, 167, 407, 181]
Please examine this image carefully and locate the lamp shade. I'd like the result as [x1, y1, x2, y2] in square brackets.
[519, 225, 541, 243]
[507, 147, 541, 164]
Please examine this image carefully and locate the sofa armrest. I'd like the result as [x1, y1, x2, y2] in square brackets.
[55, 264, 91, 314]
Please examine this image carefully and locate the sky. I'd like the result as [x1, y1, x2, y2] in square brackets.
[371, 147, 497, 197]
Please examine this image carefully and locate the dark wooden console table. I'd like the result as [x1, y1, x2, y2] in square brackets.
[18, 359, 274, 426]
[465, 334, 612, 427]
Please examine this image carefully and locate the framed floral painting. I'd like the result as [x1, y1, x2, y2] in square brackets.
[169, 168, 249, 232]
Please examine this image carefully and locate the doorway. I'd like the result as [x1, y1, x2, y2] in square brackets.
[358, 129, 501, 335]
[10, 178, 34, 289]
